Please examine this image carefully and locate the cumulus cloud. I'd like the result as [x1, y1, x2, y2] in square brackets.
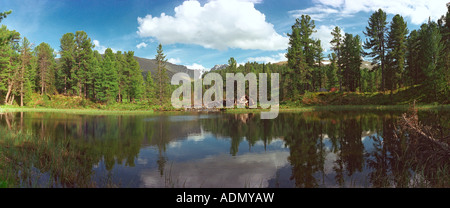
[311, 25, 345, 52]
[136, 42, 148, 49]
[186, 63, 207, 70]
[93, 39, 118, 54]
[168, 57, 182, 64]
[290, 0, 448, 25]
[290, 6, 340, 21]
[140, 151, 290, 188]
[137, 0, 288, 50]
[247, 53, 287, 64]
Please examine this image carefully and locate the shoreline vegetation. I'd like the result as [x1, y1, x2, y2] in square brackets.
[1, 83, 448, 115]
[1, 104, 449, 115]
[1, 97, 449, 116]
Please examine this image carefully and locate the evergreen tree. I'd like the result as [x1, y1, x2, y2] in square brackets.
[0, 10, 11, 23]
[438, 3, 450, 96]
[299, 15, 316, 67]
[405, 30, 422, 85]
[126, 51, 144, 102]
[227, 57, 237, 73]
[144, 71, 155, 103]
[98, 48, 119, 103]
[286, 15, 316, 94]
[59, 32, 76, 95]
[330, 26, 343, 90]
[74, 31, 94, 98]
[19, 37, 33, 106]
[115, 51, 128, 102]
[341, 34, 362, 92]
[0, 25, 20, 104]
[35, 42, 55, 95]
[155, 44, 169, 105]
[91, 50, 103, 100]
[312, 40, 325, 90]
[418, 20, 445, 100]
[363, 9, 388, 91]
[326, 53, 339, 90]
[386, 14, 408, 91]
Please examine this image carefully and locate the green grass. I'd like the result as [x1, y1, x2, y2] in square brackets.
[287, 85, 449, 106]
[3, 103, 448, 116]
[1, 86, 448, 115]
[224, 104, 450, 114]
[0, 106, 156, 115]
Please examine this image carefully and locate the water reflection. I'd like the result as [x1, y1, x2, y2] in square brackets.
[0, 110, 448, 187]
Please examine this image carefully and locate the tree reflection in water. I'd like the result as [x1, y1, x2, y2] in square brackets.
[0, 110, 448, 187]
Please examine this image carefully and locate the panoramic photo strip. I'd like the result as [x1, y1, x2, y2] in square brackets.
[0, 0, 449, 202]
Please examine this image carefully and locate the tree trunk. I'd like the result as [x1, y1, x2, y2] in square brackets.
[64, 76, 67, 95]
[4, 84, 12, 105]
[20, 80, 24, 107]
[118, 87, 122, 103]
[20, 65, 24, 107]
[78, 82, 82, 97]
[9, 94, 15, 105]
[84, 82, 87, 98]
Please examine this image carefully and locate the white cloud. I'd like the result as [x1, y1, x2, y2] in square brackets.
[93, 39, 118, 54]
[313, 0, 345, 8]
[140, 151, 290, 188]
[290, 6, 340, 21]
[291, 0, 448, 25]
[186, 63, 206, 70]
[242, 0, 264, 4]
[137, 0, 288, 50]
[247, 53, 287, 64]
[311, 25, 345, 52]
[168, 58, 182, 65]
[136, 42, 148, 49]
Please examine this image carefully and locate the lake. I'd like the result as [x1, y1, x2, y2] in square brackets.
[0, 110, 448, 188]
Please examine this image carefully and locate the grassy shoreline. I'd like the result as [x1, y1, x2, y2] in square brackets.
[1, 104, 449, 115]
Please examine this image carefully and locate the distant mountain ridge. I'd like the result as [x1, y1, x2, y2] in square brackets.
[135, 56, 202, 80]
[210, 64, 229, 71]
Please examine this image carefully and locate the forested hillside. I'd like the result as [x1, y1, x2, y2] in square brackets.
[207, 5, 450, 104]
[0, 4, 449, 108]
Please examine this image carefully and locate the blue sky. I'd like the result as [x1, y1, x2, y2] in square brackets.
[1, 0, 448, 70]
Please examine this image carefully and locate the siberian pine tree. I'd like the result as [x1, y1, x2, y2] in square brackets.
[59, 32, 76, 95]
[19, 37, 33, 106]
[286, 15, 316, 94]
[144, 71, 155, 103]
[35, 42, 55, 95]
[227, 57, 237, 73]
[386, 14, 408, 91]
[363, 9, 388, 91]
[405, 30, 423, 85]
[100, 48, 119, 103]
[326, 53, 339, 90]
[0, 10, 11, 22]
[330, 26, 343, 90]
[0, 25, 20, 104]
[91, 50, 103, 100]
[418, 20, 444, 100]
[155, 44, 169, 105]
[74, 31, 94, 98]
[115, 51, 128, 102]
[126, 51, 144, 102]
[312, 40, 325, 90]
[341, 34, 362, 92]
[438, 3, 450, 96]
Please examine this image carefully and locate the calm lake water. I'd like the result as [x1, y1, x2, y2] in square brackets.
[0, 110, 448, 188]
